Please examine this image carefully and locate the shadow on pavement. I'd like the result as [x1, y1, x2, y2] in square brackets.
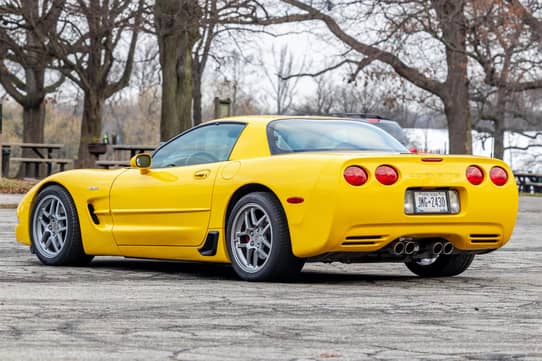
[84, 258, 449, 284]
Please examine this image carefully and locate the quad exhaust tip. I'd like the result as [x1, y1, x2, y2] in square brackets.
[432, 242, 444, 255]
[393, 241, 405, 255]
[392, 240, 419, 255]
[404, 241, 419, 255]
[393, 240, 454, 256]
[442, 241, 454, 255]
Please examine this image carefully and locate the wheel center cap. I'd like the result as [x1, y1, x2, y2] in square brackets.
[50, 221, 59, 233]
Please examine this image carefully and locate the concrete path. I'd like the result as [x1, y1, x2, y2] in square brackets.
[0, 196, 540, 360]
[0, 193, 23, 208]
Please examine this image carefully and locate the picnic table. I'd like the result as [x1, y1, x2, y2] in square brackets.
[112, 144, 156, 157]
[6, 143, 71, 178]
[95, 144, 156, 169]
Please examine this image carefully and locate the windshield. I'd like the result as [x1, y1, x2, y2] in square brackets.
[268, 118, 408, 154]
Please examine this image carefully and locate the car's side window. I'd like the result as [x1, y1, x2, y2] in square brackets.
[152, 123, 246, 168]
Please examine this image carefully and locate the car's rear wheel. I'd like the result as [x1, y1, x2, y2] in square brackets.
[30, 185, 93, 266]
[226, 192, 304, 281]
[405, 253, 475, 277]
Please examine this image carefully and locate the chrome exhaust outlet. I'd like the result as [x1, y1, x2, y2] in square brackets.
[432, 242, 444, 255]
[442, 242, 454, 255]
[393, 241, 405, 255]
[404, 241, 419, 255]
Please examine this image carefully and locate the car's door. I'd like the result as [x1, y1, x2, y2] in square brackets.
[110, 122, 246, 247]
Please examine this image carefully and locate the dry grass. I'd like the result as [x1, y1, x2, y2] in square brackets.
[0, 178, 38, 194]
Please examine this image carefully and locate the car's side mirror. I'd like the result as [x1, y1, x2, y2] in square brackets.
[130, 153, 152, 174]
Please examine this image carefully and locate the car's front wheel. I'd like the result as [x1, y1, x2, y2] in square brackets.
[30, 185, 93, 266]
[226, 192, 304, 281]
[405, 253, 475, 277]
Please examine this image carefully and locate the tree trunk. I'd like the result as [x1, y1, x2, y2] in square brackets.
[493, 119, 505, 159]
[157, 30, 180, 140]
[192, 64, 203, 125]
[434, 0, 472, 154]
[155, 0, 200, 141]
[14, 66, 46, 178]
[15, 102, 46, 178]
[492, 88, 508, 160]
[175, 43, 194, 133]
[77, 92, 104, 168]
[443, 99, 472, 154]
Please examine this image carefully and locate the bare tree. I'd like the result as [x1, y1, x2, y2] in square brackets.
[155, 0, 201, 141]
[506, 0, 542, 42]
[155, 0, 270, 135]
[32, 0, 145, 168]
[231, 1, 473, 152]
[0, 0, 64, 174]
[468, 0, 542, 159]
[260, 45, 304, 114]
[295, 75, 336, 115]
[262, 0, 475, 153]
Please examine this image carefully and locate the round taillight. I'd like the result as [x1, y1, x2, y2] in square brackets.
[344, 166, 368, 186]
[375, 165, 398, 185]
[466, 165, 484, 185]
[490, 166, 508, 186]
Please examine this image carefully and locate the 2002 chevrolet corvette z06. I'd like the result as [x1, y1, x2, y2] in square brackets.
[15, 116, 518, 281]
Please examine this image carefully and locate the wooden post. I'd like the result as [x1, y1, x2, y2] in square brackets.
[213, 97, 231, 118]
[0, 102, 3, 179]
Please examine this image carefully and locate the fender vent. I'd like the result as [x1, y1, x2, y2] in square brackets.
[199, 232, 219, 256]
[87, 204, 100, 225]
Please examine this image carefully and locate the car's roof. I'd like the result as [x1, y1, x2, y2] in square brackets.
[210, 115, 347, 125]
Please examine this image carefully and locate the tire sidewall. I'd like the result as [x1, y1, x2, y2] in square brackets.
[30, 185, 81, 266]
[226, 192, 289, 281]
[405, 253, 475, 277]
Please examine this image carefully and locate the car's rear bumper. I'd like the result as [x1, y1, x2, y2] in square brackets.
[287, 157, 518, 258]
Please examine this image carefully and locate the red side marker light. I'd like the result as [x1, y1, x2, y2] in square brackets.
[466, 165, 484, 185]
[367, 118, 380, 123]
[421, 157, 442, 162]
[287, 197, 304, 204]
[344, 166, 368, 186]
[489, 166, 508, 186]
[375, 165, 398, 185]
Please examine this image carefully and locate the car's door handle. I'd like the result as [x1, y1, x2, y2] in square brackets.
[194, 169, 210, 179]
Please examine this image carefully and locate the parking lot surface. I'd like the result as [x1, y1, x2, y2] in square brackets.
[0, 196, 540, 360]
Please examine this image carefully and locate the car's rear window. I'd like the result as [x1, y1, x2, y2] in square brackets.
[372, 121, 410, 146]
[267, 118, 408, 154]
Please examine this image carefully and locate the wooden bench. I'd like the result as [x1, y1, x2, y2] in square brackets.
[10, 157, 73, 178]
[514, 173, 542, 194]
[95, 160, 130, 169]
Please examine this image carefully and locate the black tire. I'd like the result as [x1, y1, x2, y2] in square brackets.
[405, 253, 475, 277]
[226, 192, 304, 281]
[30, 185, 93, 266]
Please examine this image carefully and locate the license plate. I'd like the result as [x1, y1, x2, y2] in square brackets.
[413, 191, 449, 213]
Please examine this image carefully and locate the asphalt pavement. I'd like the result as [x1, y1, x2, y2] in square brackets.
[0, 194, 540, 360]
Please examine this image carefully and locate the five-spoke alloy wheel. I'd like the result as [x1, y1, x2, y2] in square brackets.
[31, 185, 93, 266]
[226, 192, 304, 281]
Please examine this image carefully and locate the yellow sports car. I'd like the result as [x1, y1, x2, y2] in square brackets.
[15, 116, 518, 281]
